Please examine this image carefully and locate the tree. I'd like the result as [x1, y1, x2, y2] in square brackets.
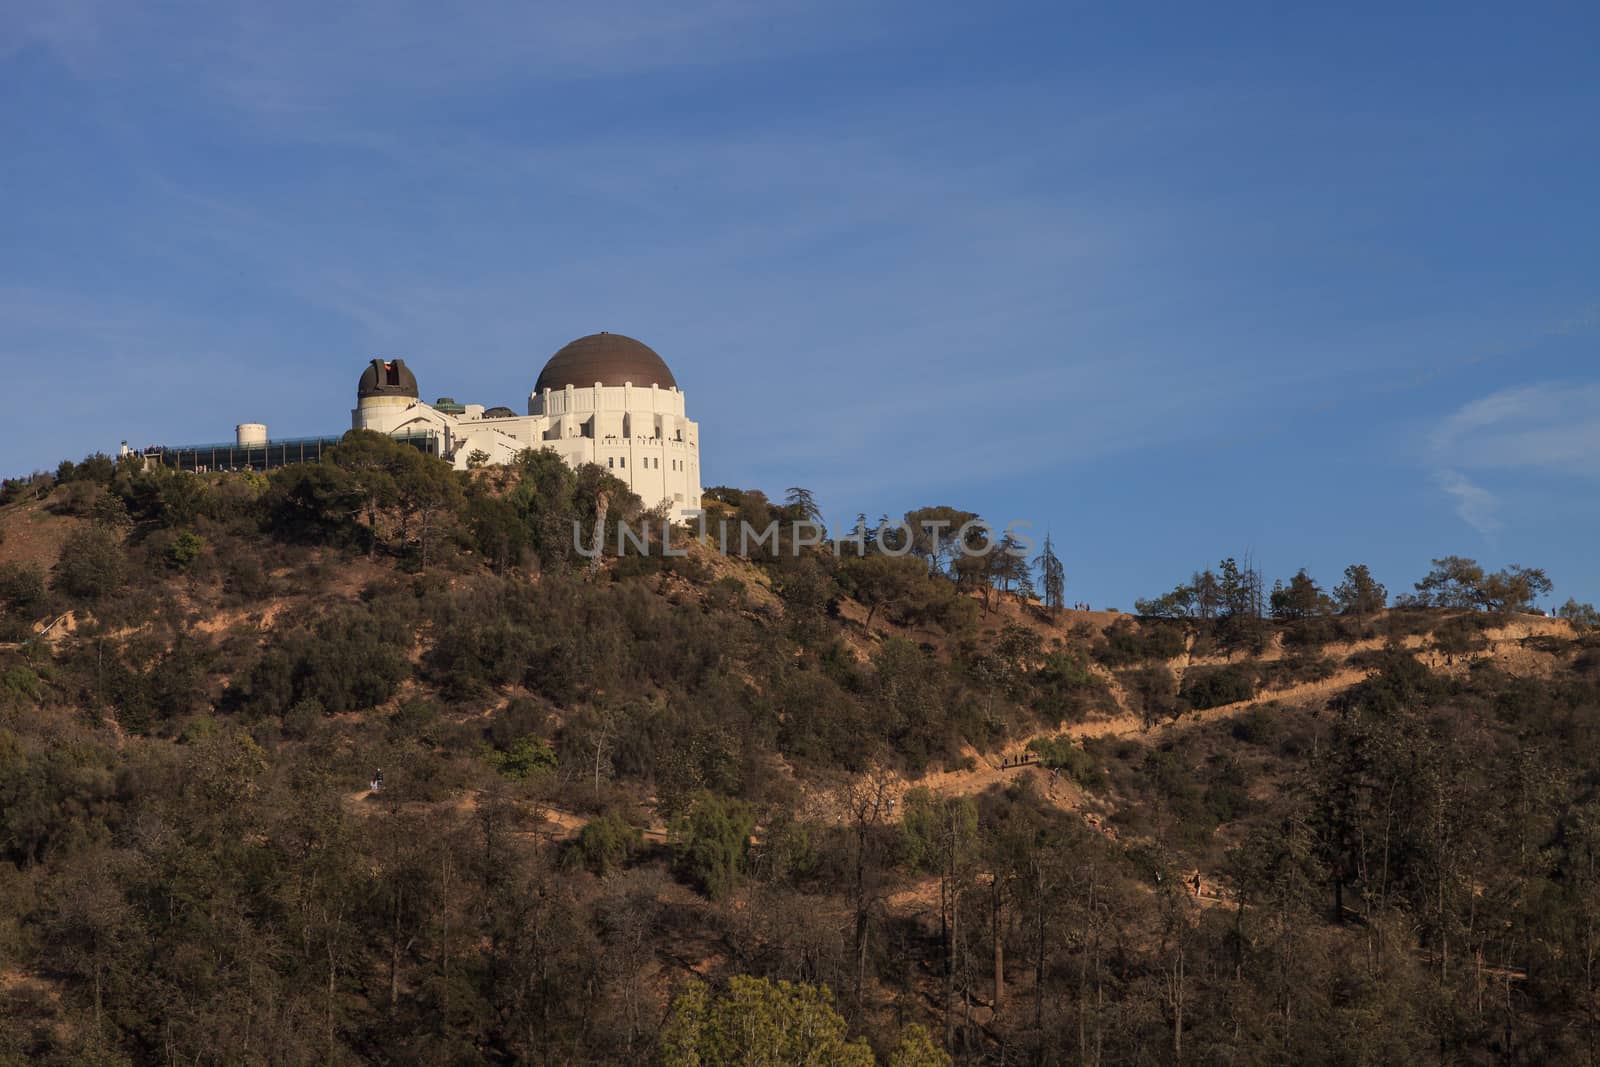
[1333, 563, 1387, 620]
[841, 554, 928, 629]
[166, 530, 205, 571]
[902, 789, 978, 1047]
[658, 977, 874, 1067]
[843, 772, 896, 1007]
[1412, 556, 1484, 609]
[1269, 569, 1330, 620]
[1558, 598, 1600, 629]
[1035, 534, 1065, 613]
[1476, 564, 1552, 613]
[672, 793, 756, 900]
[0, 561, 45, 616]
[52, 527, 125, 600]
[1218, 556, 1264, 620]
[394, 451, 463, 571]
[887, 1025, 952, 1067]
[328, 429, 408, 556]
[993, 530, 1034, 603]
[903, 506, 980, 577]
[1191, 569, 1221, 619]
[784, 486, 823, 526]
[464, 494, 527, 573]
[571, 810, 642, 876]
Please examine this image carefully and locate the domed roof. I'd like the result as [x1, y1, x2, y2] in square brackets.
[358, 358, 418, 400]
[535, 332, 677, 393]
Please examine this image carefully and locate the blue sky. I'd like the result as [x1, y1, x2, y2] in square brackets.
[3, 1, 1598, 607]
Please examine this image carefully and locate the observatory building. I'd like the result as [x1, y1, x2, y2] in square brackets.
[354, 332, 702, 516]
[127, 332, 703, 519]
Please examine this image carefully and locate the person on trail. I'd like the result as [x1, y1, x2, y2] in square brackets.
[1191, 873, 1202, 896]
[371, 769, 384, 793]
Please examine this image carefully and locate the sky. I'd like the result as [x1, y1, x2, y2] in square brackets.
[2, 1, 1598, 608]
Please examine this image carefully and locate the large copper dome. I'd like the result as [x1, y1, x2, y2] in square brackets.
[535, 332, 677, 392]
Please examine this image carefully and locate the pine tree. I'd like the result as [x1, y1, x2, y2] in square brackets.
[1035, 534, 1065, 613]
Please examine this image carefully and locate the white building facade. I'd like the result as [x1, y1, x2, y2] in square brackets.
[353, 332, 703, 517]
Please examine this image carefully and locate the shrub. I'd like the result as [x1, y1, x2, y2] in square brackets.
[0, 561, 45, 616]
[1094, 618, 1186, 667]
[1026, 734, 1102, 789]
[1180, 664, 1256, 710]
[52, 527, 126, 600]
[672, 792, 755, 899]
[485, 735, 557, 779]
[569, 809, 642, 875]
[166, 530, 206, 570]
[237, 607, 411, 716]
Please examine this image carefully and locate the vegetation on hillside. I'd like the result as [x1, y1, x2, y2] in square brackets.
[2, 438, 1600, 1064]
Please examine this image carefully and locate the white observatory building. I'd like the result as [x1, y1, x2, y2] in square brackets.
[353, 332, 703, 517]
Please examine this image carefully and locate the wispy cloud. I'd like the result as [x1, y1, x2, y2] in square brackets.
[1434, 468, 1500, 538]
[1431, 382, 1600, 477]
[1427, 381, 1600, 538]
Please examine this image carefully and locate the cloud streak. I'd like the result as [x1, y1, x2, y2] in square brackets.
[1431, 382, 1600, 478]
[1426, 381, 1600, 539]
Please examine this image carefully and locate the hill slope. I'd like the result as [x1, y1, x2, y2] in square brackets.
[3, 448, 1600, 1065]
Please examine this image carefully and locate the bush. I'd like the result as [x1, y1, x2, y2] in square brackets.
[1026, 734, 1102, 789]
[166, 530, 206, 570]
[1180, 664, 1256, 710]
[1093, 618, 1187, 667]
[0, 561, 45, 616]
[485, 735, 557, 780]
[672, 792, 755, 899]
[52, 527, 126, 600]
[237, 606, 411, 716]
[569, 809, 642, 875]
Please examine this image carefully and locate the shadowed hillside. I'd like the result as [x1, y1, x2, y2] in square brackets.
[3, 440, 1600, 1066]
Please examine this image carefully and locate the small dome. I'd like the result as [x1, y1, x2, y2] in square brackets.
[358, 358, 418, 400]
[535, 332, 677, 393]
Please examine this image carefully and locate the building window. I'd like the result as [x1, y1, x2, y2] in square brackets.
[607, 457, 614, 468]
[619, 457, 625, 468]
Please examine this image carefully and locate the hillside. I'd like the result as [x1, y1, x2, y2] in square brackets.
[3, 441, 1600, 1066]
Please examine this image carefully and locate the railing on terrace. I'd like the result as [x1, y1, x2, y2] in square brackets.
[141, 431, 439, 472]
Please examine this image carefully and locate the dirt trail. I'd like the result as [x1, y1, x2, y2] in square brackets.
[340, 787, 669, 844]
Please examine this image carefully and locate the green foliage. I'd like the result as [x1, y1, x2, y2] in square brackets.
[893, 505, 968, 572]
[1558, 598, 1600, 629]
[0, 561, 45, 616]
[900, 789, 978, 874]
[839, 553, 932, 628]
[10, 452, 1600, 1064]
[659, 976, 875, 1067]
[485, 734, 557, 779]
[464, 492, 527, 572]
[1026, 735, 1101, 789]
[1269, 568, 1331, 619]
[0, 666, 42, 708]
[887, 1025, 951, 1067]
[52, 527, 126, 600]
[0, 728, 116, 866]
[672, 792, 756, 900]
[1093, 617, 1186, 667]
[1180, 664, 1256, 710]
[1333, 562, 1387, 617]
[570, 809, 642, 875]
[1034, 533, 1066, 613]
[1407, 556, 1553, 612]
[165, 529, 205, 570]
[1415, 556, 1488, 607]
[236, 604, 411, 715]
